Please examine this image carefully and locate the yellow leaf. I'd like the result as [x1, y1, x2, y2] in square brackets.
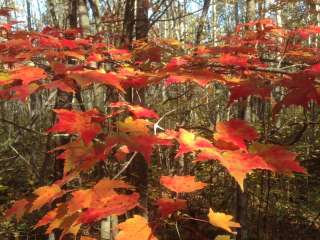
[208, 208, 240, 234]
[117, 117, 151, 136]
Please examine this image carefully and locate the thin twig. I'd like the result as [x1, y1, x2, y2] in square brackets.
[175, 221, 183, 240]
[154, 109, 176, 134]
[0, 118, 44, 135]
[181, 216, 209, 224]
[9, 145, 40, 178]
[112, 152, 138, 179]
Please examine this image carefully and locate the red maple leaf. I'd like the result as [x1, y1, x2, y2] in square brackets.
[48, 109, 104, 144]
[157, 198, 187, 218]
[249, 143, 306, 175]
[214, 119, 259, 151]
[5, 198, 32, 221]
[78, 193, 140, 224]
[110, 101, 159, 119]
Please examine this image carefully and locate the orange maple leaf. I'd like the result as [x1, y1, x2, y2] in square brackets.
[46, 212, 81, 239]
[35, 207, 59, 228]
[92, 178, 134, 198]
[67, 178, 134, 214]
[67, 189, 94, 214]
[10, 66, 47, 85]
[116, 215, 158, 240]
[68, 70, 124, 92]
[160, 175, 207, 193]
[31, 184, 64, 211]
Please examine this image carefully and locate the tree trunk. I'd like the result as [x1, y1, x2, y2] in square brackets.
[121, 0, 135, 46]
[246, 0, 256, 22]
[125, 0, 150, 219]
[69, 0, 78, 29]
[316, 0, 320, 47]
[235, 4, 256, 239]
[236, 100, 250, 240]
[195, 0, 211, 45]
[212, 0, 217, 45]
[47, 0, 59, 27]
[79, 0, 90, 35]
[49, 3, 78, 239]
[26, 0, 32, 31]
[88, 0, 101, 32]
[136, 0, 149, 39]
[235, 1, 239, 26]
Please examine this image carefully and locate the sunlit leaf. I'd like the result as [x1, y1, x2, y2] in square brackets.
[208, 208, 240, 234]
[48, 109, 104, 144]
[116, 215, 158, 240]
[160, 175, 207, 193]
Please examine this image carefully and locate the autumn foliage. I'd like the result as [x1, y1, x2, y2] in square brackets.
[1, 8, 313, 239]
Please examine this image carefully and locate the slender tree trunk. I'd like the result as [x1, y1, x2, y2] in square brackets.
[47, 0, 59, 27]
[88, 0, 101, 32]
[69, 0, 78, 29]
[235, 3, 256, 240]
[52, 0, 77, 182]
[235, 1, 239, 26]
[136, 0, 149, 39]
[86, 0, 105, 111]
[195, 0, 211, 45]
[122, 0, 150, 220]
[128, 0, 150, 218]
[246, 0, 256, 22]
[212, 0, 217, 45]
[79, 0, 90, 35]
[26, 0, 32, 31]
[49, 4, 78, 239]
[236, 100, 249, 240]
[27, 0, 39, 117]
[316, 0, 320, 47]
[121, 0, 135, 46]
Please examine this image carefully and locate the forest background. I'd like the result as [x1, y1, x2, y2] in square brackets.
[0, 0, 319, 240]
